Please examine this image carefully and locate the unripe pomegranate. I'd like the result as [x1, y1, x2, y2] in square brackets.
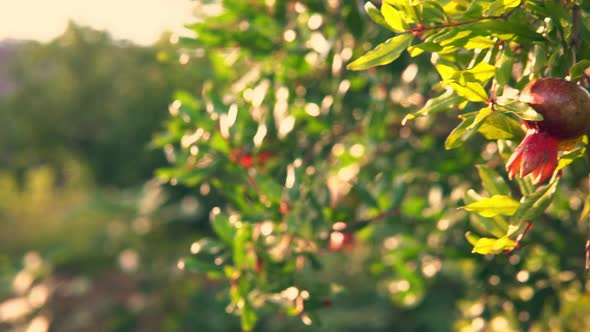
[506, 78, 590, 184]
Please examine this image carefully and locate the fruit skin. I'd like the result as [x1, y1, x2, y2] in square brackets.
[506, 78, 590, 184]
[520, 78, 590, 139]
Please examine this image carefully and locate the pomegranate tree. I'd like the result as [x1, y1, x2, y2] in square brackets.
[506, 78, 590, 184]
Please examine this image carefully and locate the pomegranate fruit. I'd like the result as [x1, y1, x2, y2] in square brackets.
[506, 78, 590, 184]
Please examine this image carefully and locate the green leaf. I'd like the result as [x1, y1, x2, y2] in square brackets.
[435, 63, 457, 81]
[347, 34, 413, 71]
[183, 256, 224, 277]
[463, 194, 519, 217]
[381, 2, 409, 32]
[254, 173, 283, 205]
[532, 44, 547, 76]
[495, 52, 513, 85]
[465, 190, 508, 237]
[463, 62, 497, 83]
[445, 113, 479, 150]
[495, 100, 543, 121]
[555, 145, 586, 173]
[477, 112, 524, 140]
[443, 64, 496, 102]
[449, 81, 488, 102]
[579, 195, 590, 222]
[512, 178, 560, 223]
[471, 237, 516, 254]
[233, 224, 253, 268]
[364, 2, 393, 32]
[352, 183, 380, 208]
[407, 41, 443, 57]
[211, 212, 236, 245]
[241, 302, 258, 332]
[484, 0, 521, 17]
[569, 59, 590, 81]
[476, 164, 511, 196]
[465, 231, 480, 246]
[445, 106, 493, 149]
[402, 89, 462, 124]
[467, 106, 493, 130]
[438, 30, 472, 48]
[463, 36, 497, 49]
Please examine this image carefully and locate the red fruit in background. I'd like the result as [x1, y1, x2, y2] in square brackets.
[229, 149, 273, 168]
[257, 151, 272, 165]
[506, 78, 590, 184]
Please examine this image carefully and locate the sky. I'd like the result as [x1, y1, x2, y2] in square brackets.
[0, 0, 196, 45]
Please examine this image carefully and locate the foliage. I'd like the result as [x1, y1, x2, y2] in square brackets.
[3, 1, 590, 331]
[0, 22, 192, 187]
[351, 0, 590, 256]
[155, 0, 590, 331]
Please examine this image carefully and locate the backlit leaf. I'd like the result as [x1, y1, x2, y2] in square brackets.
[495, 100, 543, 121]
[495, 52, 513, 85]
[570, 59, 590, 81]
[484, 0, 521, 16]
[445, 113, 485, 150]
[477, 112, 524, 140]
[402, 89, 462, 124]
[364, 2, 394, 32]
[471, 237, 516, 254]
[448, 81, 488, 102]
[347, 34, 413, 70]
[512, 178, 559, 223]
[381, 2, 409, 32]
[463, 195, 519, 217]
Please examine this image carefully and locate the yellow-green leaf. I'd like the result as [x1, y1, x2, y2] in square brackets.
[555, 145, 586, 173]
[472, 237, 516, 254]
[402, 89, 462, 124]
[484, 0, 521, 16]
[449, 81, 488, 102]
[445, 113, 478, 150]
[381, 2, 409, 32]
[464, 189, 509, 237]
[570, 59, 590, 81]
[464, 62, 496, 83]
[347, 34, 413, 71]
[495, 100, 543, 121]
[463, 194, 519, 217]
[467, 106, 493, 130]
[495, 52, 513, 85]
[512, 178, 559, 223]
[364, 2, 392, 31]
[477, 112, 524, 140]
[464, 36, 497, 49]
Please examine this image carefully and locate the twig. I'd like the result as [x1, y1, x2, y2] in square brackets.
[405, 6, 521, 36]
[571, 4, 580, 65]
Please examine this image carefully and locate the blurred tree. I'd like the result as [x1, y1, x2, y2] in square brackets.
[0, 22, 193, 187]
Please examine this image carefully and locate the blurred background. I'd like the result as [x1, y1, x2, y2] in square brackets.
[2, 1, 590, 331]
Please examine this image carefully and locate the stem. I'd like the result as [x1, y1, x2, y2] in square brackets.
[406, 6, 520, 35]
[571, 4, 580, 65]
[504, 221, 533, 255]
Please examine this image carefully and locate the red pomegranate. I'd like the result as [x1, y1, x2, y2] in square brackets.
[506, 78, 590, 184]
